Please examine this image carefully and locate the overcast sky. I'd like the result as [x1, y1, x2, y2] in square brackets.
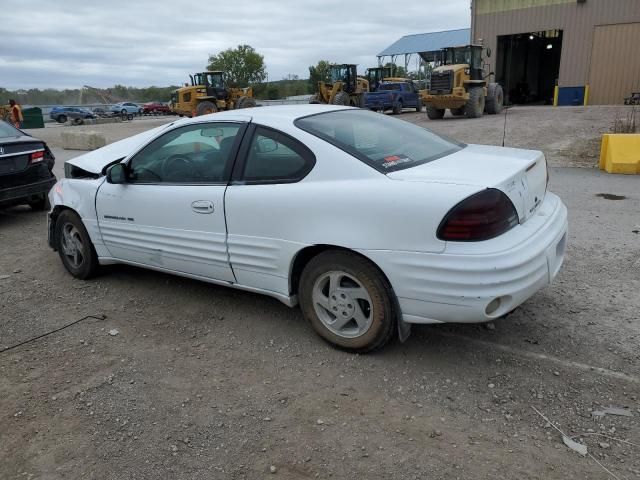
[2, 0, 470, 90]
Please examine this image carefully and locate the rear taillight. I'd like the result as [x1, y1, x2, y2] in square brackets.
[437, 189, 519, 242]
[30, 150, 45, 163]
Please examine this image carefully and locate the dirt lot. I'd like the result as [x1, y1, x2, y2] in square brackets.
[1, 106, 639, 479]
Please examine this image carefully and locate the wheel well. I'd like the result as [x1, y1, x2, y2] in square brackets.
[289, 245, 395, 298]
[48, 205, 75, 250]
[289, 245, 404, 338]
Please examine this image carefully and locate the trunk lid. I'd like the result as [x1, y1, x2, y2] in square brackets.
[387, 144, 547, 223]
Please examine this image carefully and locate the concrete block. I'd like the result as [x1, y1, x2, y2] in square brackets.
[61, 131, 107, 151]
[599, 134, 640, 174]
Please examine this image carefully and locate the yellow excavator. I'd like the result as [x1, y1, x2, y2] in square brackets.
[309, 64, 369, 107]
[170, 71, 256, 117]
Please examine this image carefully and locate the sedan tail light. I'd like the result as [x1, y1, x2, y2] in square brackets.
[30, 150, 45, 163]
[437, 189, 519, 242]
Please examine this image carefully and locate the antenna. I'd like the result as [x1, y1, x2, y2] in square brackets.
[501, 105, 509, 147]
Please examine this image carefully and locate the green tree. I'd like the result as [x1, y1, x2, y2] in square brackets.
[207, 45, 266, 87]
[308, 60, 331, 89]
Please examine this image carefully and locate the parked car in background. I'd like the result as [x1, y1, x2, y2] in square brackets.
[109, 102, 143, 115]
[49, 106, 96, 123]
[48, 105, 567, 352]
[0, 120, 56, 210]
[364, 81, 422, 114]
[142, 102, 171, 115]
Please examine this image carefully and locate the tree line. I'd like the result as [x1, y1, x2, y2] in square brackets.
[3, 45, 423, 105]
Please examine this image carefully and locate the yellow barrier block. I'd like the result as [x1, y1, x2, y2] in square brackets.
[599, 134, 640, 174]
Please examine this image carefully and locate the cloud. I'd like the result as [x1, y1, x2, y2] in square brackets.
[2, 0, 469, 89]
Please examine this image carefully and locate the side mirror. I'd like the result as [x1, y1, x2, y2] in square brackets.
[256, 137, 278, 153]
[106, 163, 127, 184]
[486, 48, 492, 58]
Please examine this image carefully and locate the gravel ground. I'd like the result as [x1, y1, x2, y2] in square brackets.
[1, 106, 639, 479]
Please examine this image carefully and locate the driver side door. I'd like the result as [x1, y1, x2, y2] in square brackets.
[95, 120, 246, 282]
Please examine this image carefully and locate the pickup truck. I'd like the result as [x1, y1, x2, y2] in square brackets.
[363, 82, 422, 114]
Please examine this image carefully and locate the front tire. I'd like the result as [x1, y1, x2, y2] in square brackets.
[392, 100, 403, 115]
[331, 91, 350, 106]
[57, 115, 67, 124]
[299, 251, 396, 353]
[196, 101, 217, 116]
[54, 210, 99, 279]
[426, 104, 445, 119]
[465, 87, 485, 118]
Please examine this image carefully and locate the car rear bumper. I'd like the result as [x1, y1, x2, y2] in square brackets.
[361, 192, 568, 324]
[0, 177, 56, 205]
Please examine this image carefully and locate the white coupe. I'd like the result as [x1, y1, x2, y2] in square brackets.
[48, 105, 567, 352]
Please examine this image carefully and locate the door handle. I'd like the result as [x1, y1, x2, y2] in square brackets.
[191, 200, 214, 214]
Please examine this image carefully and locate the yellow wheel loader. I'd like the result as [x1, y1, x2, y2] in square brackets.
[309, 64, 369, 107]
[420, 45, 503, 120]
[170, 71, 256, 117]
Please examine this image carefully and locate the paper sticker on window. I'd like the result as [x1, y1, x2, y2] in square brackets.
[382, 154, 412, 168]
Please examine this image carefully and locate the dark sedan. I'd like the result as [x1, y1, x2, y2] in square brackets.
[0, 121, 56, 210]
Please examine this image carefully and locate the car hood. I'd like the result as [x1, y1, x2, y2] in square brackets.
[65, 124, 170, 174]
[387, 144, 548, 223]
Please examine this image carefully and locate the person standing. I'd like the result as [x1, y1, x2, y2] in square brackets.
[9, 99, 23, 129]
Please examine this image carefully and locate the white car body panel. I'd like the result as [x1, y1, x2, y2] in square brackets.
[49, 105, 568, 331]
[95, 183, 234, 282]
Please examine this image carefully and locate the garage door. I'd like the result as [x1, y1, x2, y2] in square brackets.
[588, 23, 640, 105]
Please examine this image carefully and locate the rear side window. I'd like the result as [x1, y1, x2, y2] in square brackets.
[241, 126, 315, 183]
[295, 109, 464, 173]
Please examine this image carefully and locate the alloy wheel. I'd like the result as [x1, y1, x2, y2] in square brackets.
[311, 270, 374, 338]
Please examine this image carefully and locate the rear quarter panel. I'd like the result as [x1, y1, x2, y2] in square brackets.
[224, 126, 480, 295]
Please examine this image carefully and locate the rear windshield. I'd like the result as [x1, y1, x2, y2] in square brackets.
[0, 120, 21, 138]
[295, 109, 464, 173]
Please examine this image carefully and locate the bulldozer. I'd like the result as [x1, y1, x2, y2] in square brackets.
[365, 66, 392, 91]
[309, 64, 369, 107]
[171, 71, 256, 117]
[420, 44, 503, 119]
[365, 66, 409, 89]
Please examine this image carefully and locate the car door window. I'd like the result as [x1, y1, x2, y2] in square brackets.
[241, 126, 315, 183]
[129, 122, 242, 184]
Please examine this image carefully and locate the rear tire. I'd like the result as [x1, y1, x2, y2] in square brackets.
[415, 98, 422, 112]
[239, 97, 256, 108]
[465, 87, 485, 118]
[331, 91, 350, 106]
[57, 115, 67, 124]
[29, 195, 49, 211]
[299, 251, 396, 353]
[309, 94, 321, 104]
[54, 210, 99, 279]
[485, 83, 504, 114]
[426, 104, 445, 119]
[196, 101, 217, 116]
[450, 107, 465, 116]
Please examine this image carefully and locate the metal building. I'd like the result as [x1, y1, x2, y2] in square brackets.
[471, 0, 640, 105]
